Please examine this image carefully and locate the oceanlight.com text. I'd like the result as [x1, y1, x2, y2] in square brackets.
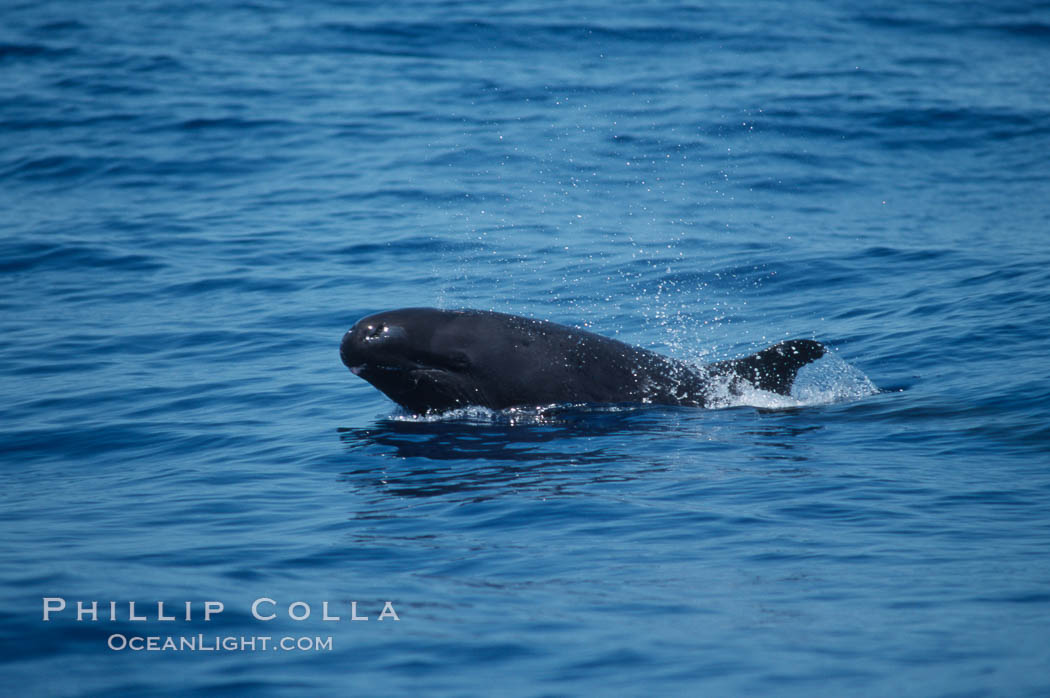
[107, 634, 333, 652]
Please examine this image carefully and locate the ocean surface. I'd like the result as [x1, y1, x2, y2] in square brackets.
[2, 1, 1049, 695]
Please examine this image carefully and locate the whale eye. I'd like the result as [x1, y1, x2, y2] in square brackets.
[364, 323, 386, 340]
[362, 323, 406, 342]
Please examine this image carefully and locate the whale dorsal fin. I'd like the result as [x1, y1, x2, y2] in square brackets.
[707, 339, 825, 395]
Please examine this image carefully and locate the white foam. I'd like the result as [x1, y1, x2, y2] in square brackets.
[683, 350, 877, 410]
[390, 404, 586, 425]
[789, 352, 878, 405]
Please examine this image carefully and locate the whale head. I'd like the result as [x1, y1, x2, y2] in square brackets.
[340, 308, 486, 414]
[340, 307, 577, 414]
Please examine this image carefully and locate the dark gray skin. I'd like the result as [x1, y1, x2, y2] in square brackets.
[340, 308, 825, 414]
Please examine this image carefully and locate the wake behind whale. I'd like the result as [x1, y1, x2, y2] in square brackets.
[340, 308, 829, 415]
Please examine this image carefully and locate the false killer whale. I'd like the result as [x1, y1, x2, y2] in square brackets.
[340, 308, 825, 414]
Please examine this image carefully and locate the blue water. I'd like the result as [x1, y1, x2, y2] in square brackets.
[3, 1, 1050, 695]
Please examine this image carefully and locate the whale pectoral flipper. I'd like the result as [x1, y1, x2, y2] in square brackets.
[707, 339, 825, 396]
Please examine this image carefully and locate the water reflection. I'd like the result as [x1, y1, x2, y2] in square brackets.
[337, 405, 677, 462]
[744, 420, 823, 463]
[335, 404, 824, 500]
